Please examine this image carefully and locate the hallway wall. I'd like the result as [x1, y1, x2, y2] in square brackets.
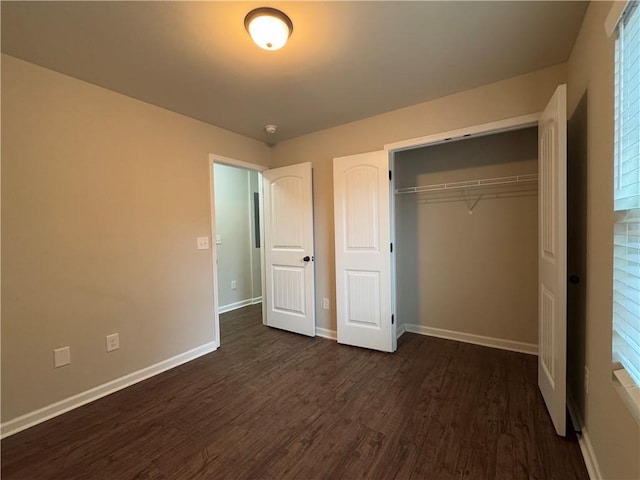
[214, 164, 261, 311]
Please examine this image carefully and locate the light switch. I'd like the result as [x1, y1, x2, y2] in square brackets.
[197, 236, 210, 250]
[106, 333, 120, 352]
[54, 346, 71, 368]
[216, 235, 222, 245]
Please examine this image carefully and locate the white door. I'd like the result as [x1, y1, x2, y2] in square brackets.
[333, 151, 394, 352]
[538, 84, 567, 436]
[263, 162, 315, 337]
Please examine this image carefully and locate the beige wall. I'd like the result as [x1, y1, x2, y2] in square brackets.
[1, 54, 271, 421]
[271, 64, 566, 332]
[213, 164, 261, 309]
[566, 3, 640, 479]
[395, 128, 538, 344]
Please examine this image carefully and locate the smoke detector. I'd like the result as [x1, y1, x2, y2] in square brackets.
[265, 124, 277, 134]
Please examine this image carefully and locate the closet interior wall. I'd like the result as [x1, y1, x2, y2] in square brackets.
[394, 127, 539, 346]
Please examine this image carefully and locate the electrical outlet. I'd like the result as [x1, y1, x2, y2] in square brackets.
[231, 280, 237, 290]
[216, 235, 222, 245]
[322, 298, 330, 310]
[54, 346, 71, 368]
[106, 333, 120, 352]
[584, 365, 590, 395]
[197, 236, 210, 250]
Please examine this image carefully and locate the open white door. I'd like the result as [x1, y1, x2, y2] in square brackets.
[263, 162, 315, 337]
[538, 84, 567, 436]
[334, 151, 394, 352]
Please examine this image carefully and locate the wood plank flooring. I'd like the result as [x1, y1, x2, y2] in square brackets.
[2, 304, 588, 479]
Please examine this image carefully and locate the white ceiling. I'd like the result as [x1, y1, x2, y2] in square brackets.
[1, 1, 587, 144]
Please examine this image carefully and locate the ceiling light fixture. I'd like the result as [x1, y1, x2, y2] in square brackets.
[244, 7, 293, 51]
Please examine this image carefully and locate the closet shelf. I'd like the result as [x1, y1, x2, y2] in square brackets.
[395, 174, 538, 195]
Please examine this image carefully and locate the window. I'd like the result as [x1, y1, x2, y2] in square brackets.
[613, 1, 640, 399]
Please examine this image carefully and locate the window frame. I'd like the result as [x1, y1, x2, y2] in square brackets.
[610, 0, 640, 422]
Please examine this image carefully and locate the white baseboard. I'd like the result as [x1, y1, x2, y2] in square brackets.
[404, 324, 538, 355]
[316, 325, 406, 342]
[316, 327, 337, 340]
[578, 426, 603, 480]
[0, 341, 218, 439]
[218, 297, 262, 314]
[396, 324, 406, 339]
[567, 394, 601, 480]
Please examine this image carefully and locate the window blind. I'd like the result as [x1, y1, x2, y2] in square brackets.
[613, 1, 640, 388]
[613, 210, 640, 385]
[615, 2, 640, 212]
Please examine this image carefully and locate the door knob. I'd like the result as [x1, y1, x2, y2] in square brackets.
[569, 274, 581, 285]
[303, 256, 311, 262]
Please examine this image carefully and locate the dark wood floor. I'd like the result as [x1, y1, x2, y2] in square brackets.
[2, 304, 588, 479]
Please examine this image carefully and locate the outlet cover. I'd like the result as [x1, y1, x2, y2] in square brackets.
[216, 235, 222, 245]
[231, 280, 237, 290]
[322, 298, 330, 310]
[197, 236, 210, 250]
[54, 346, 71, 368]
[106, 333, 120, 352]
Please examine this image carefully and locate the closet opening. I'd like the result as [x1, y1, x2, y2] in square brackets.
[391, 126, 539, 354]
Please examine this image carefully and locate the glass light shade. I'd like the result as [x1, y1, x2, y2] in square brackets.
[245, 8, 292, 51]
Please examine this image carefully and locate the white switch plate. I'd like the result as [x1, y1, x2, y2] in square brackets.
[231, 280, 237, 290]
[197, 236, 210, 250]
[106, 333, 120, 352]
[216, 235, 222, 245]
[322, 298, 330, 310]
[54, 346, 71, 368]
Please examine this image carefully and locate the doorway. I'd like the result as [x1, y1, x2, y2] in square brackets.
[387, 87, 568, 436]
[213, 162, 263, 343]
[392, 127, 539, 353]
[208, 153, 266, 347]
[209, 154, 317, 347]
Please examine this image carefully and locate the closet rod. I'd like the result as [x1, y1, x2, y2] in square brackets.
[395, 173, 538, 195]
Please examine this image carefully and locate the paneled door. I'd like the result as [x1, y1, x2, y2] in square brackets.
[538, 84, 567, 436]
[333, 151, 394, 352]
[263, 162, 315, 336]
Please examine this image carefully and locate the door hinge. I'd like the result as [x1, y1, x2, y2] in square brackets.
[389, 170, 392, 181]
[390, 243, 393, 253]
[392, 314, 395, 325]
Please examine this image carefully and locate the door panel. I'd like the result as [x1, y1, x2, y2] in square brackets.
[538, 84, 567, 436]
[334, 151, 393, 352]
[263, 163, 315, 336]
[272, 266, 306, 315]
[346, 270, 381, 327]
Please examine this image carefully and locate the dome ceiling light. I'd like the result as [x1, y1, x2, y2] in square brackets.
[244, 7, 293, 51]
